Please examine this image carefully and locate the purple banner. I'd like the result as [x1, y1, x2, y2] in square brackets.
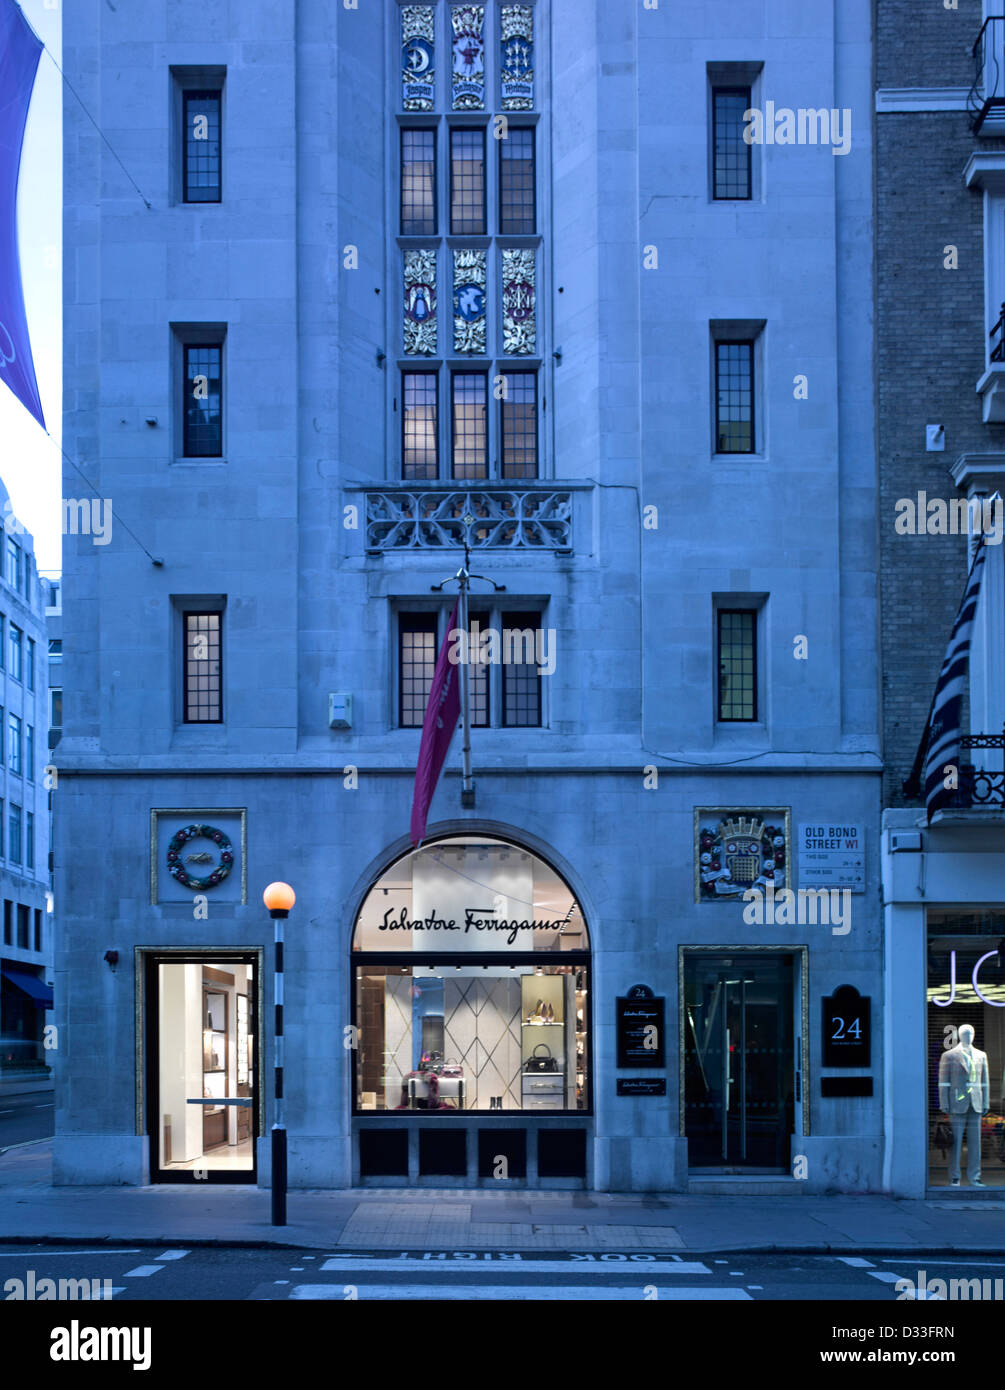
[0, 0, 44, 428]
[410, 598, 461, 847]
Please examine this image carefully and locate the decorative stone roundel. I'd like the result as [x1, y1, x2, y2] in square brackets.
[166, 824, 234, 891]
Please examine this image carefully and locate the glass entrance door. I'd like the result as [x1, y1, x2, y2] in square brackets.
[146, 955, 258, 1183]
[683, 953, 795, 1169]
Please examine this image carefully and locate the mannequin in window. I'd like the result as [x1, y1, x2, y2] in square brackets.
[938, 1023, 990, 1187]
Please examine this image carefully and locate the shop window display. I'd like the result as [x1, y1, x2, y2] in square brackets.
[927, 911, 1005, 1189]
[156, 961, 255, 1173]
[353, 837, 589, 1113]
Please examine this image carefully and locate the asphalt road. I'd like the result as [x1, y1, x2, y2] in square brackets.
[0, 1092, 53, 1150]
[1, 1244, 1001, 1301]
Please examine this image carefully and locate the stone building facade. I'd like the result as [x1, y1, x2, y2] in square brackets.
[56, 0, 881, 1192]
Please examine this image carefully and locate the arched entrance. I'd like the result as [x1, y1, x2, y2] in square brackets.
[350, 833, 592, 1186]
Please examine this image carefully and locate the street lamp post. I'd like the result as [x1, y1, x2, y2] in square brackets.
[263, 880, 295, 1226]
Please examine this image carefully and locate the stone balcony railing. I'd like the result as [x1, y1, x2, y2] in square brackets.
[362, 483, 580, 552]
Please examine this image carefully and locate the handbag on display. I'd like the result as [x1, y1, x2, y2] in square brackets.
[440, 1059, 464, 1078]
[526, 1042, 559, 1073]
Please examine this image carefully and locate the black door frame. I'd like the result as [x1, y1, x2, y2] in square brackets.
[143, 949, 261, 1185]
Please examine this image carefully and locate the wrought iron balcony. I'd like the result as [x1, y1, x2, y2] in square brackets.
[958, 728, 1005, 809]
[992, 304, 1005, 364]
[364, 484, 575, 552]
[977, 304, 1005, 420]
[969, 18, 1005, 135]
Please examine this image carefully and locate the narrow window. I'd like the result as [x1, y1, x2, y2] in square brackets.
[399, 614, 438, 728]
[450, 128, 486, 235]
[8, 714, 21, 776]
[401, 128, 437, 235]
[715, 340, 755, 454]
[33, 907, 41, 950]
[8, 624, 21, 682]
[501, 611, 542, 727]
[501, 371, 537, 478]
[718, 609, 757, 721]
[10, 807, 22, 866]
[183, 344, 223, 458]
[402, 371, 439, 480]
[26, 637, 34, 691]
[6, 539, 19, 590]
[26, 812, 34, 872]
[16, 903, 27, 945]
[2, 900, 9, 944]
[499, 127, 535, 233]
[182, 90, 222, 203]
[25, 725, 33, 781]
[712, 87, 752, 200]
[183, 612, 223, 723]
[451, 371, 488, 479]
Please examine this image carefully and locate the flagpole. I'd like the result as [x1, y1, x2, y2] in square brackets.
[458, 547, 475, 808]
[427, 533, 506, 820]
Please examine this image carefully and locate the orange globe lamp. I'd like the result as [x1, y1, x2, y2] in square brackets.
[263, 881, 295, 919]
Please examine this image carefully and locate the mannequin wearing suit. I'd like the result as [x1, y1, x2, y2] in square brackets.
[939, 1024, 990, 1187]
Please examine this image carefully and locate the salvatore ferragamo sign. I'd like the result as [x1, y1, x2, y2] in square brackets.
[379, 905, 570, 947]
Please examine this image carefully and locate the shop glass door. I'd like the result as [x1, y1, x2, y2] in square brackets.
[148, 955, 257, 1183]
[684, 953, 794, 1169]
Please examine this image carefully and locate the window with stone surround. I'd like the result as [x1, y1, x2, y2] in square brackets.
[396, 603, 545, 729]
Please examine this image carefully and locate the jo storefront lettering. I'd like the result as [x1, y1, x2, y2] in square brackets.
[932, 949, 1005, 1008]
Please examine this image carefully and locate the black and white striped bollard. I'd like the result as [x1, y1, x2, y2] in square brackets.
[263, 881, 295, 1226]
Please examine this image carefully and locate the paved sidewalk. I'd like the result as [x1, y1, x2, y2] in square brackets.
[2, 1142, 1004, 1254]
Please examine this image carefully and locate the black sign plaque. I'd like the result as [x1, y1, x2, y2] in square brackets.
[821, 984, 871, 1068]
[821, 1076, 873, 1098]
[617, 1077, 667, 1097]
[616, 992, 665, 1069]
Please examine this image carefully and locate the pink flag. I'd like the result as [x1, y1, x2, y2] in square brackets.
[410, 599, 461, 846]
[0, 0, 45, 428]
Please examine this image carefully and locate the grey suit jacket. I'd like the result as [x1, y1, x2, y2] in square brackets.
[939, 1044, 990, 1115]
